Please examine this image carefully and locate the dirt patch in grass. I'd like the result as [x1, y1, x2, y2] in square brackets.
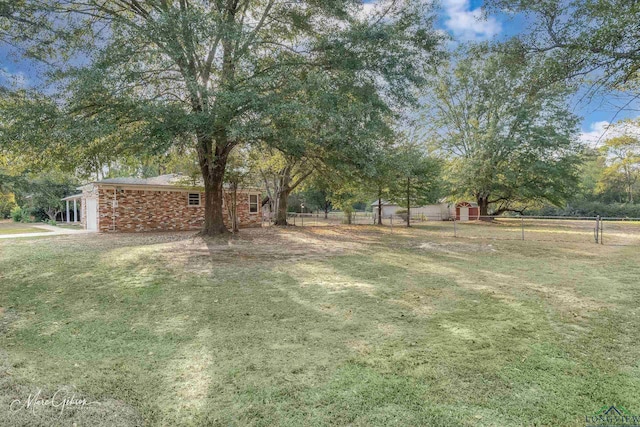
[415, 241, 497, 253]
[0, 308, 18, 335]
[158, 227, 374, 274]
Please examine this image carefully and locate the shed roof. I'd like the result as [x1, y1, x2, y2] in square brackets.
[370, 200, 398, 207]
[456, 201, 479, 207]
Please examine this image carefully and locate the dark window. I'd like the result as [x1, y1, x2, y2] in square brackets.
[249, 194, 258, 213]
[188, 193, 201, 206]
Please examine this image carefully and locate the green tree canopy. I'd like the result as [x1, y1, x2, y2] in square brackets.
[488, 0, 640, 96]
[598, 133, 640, 203]
[386, 141, 441, 226]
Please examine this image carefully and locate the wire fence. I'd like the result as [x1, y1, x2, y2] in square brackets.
[263, 212, 640, 246]
[263, 211, 438, 227]
[446, 216, 640, 246]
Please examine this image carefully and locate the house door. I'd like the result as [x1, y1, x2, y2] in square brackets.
[459, 207, 469, 221]
[86, 198, 98, 231]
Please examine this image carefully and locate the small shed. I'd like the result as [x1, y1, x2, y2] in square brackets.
[371, 200, 455, 220]
[455, 201, 479, 221]
[370, 200, 402, 218]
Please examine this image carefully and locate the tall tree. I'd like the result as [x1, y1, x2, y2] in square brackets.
[23, 172, 78, 221]
[425, 44, 582, 216]
[386, 142, 441, 227]
[254, 148, 315, 226]
[1, 0, 443, 235]
[224, 146, 256, 232]
[296, 174, 334, 219]
[368, 145, 400, 225]
[599, 134, 640, 203]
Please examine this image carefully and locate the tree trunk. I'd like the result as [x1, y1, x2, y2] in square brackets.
[226, 182, 239, 233]
[406, 177, 411, 228]
[274, 188, 290, 225]
[477, 195, 490, 218]
[198, 135, 229, 235]
[377, 187, 383, 226]
[46, 209, 57, 221]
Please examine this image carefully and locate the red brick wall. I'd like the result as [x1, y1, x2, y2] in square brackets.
[95, 187, 261, 232]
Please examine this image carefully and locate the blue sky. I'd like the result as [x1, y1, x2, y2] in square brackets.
[1, 0, 637, 146]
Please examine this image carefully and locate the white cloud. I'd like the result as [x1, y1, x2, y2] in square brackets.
[579, 119, 640, 147]
[579, 121, 611, 147]
[442, 0, 501, 41]
[361, 2, 376, 17]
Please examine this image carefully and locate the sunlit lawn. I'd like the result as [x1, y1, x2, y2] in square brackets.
[0, 225, 639, 426]
[0, 220, 51, 235]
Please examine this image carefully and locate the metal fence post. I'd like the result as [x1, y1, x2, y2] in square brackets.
[521, 217, 525, 240]
[594, 215, 600, 244]
[453, 217, 457, 238]
[600, 217, 604, 245]
[301, 214, 304, 227]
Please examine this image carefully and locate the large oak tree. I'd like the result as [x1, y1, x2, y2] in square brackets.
[425, 44, 583, 216]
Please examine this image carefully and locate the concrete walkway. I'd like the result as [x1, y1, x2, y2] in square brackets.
[0, 224, 93, 239]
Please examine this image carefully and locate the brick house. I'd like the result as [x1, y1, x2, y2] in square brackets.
[65, 174, 262, 232]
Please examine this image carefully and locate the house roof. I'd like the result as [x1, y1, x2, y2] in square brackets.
[85, 174, 262, 192]
[95, 174, 189, 186]
[371, 200, 397, 207]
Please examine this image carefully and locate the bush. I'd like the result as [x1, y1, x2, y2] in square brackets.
[395, 209, 408, 220]
[0, 193, 17, 219]
[10, 206, 23, 222]
[11, 207, 33, 223]
[29, 207, 49, 222]
[527, 201, 640, 218]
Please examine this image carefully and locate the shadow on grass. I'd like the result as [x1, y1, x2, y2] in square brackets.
[1, 227, 640, 425]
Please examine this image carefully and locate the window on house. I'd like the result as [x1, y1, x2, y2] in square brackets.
[249, 194, 259, 213]
[188, 193, 201, 206]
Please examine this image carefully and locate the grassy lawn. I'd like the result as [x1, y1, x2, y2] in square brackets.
[0, 220, 51, 235]
[55, 223, 84, 230]
[0, 225, 639, 426]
